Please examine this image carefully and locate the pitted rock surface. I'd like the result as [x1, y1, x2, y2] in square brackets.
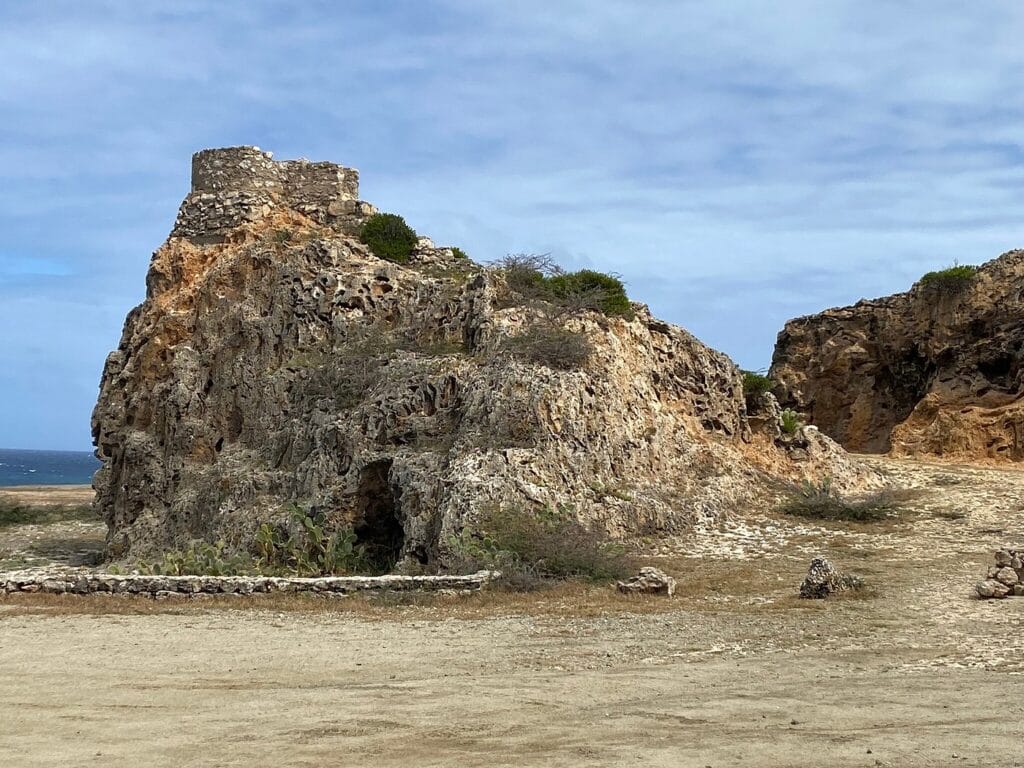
[770, 250, 1024, 461]
[91, 146, 879, 568]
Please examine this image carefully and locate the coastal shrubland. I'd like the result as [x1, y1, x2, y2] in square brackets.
[918, 263, 977, 296]
[494, 254, 634, 319]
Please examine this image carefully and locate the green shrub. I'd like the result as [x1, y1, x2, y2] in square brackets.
[742, 370, 773, 402]
[780, 480, 897, 522]
[448, 504, 635, 588]
[502, 326, 593, 370]
[255, 504, 373, 576]
[450, 246, 469, 260]
[918, 264, 977, 296]
[359, 213, 418, 264]
[496, 253, 554, 298]
[271, 228, 294, 247]
[137, 540, 256, 576]
[546, 269, 633, 318]
[780, 408, 803, 435]
[493, 254, 634, 319]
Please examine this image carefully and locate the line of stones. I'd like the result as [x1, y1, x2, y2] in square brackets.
[1, 570, 499, 598]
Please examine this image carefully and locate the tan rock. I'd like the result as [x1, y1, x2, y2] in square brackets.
[91, 147, 880, 567]
[771, 251, 1024, 461]
[995, 566, 1020, 586]
[976, 579, 1010, 599]
[616, 567, 676, 596]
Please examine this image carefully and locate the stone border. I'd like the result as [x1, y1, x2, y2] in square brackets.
[1, 570, 500, 598]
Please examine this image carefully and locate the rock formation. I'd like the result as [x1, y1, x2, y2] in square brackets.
[771, 252, 1024, 461]
[92, 146, 876, 569]
[616, 567, 676, 596]
[799, 557, 862, 599]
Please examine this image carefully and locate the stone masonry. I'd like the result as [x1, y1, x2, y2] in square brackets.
[0, 569, 498, 598]
[172, 146, 376, 243]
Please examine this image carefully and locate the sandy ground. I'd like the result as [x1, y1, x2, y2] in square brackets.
[1, 458, 1023, 768]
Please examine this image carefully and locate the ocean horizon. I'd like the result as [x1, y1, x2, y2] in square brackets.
[0, 448, 99, 486]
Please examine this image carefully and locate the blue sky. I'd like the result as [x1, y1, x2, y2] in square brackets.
[3, 1, 1024, 451]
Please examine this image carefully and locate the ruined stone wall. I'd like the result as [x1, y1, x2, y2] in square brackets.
[0, 570, 498, 597]
[173, 146, 372, 242]
[191, 146, 285, 194]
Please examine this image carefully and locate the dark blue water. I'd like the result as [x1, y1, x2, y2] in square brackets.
[0, 448, 100, 486]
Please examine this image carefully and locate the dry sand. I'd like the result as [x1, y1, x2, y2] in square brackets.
[1, 457, 1022, 767]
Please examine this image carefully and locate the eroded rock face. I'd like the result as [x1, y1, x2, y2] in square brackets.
[92, 146, 877, 568]
[771, 251, 1024, 461]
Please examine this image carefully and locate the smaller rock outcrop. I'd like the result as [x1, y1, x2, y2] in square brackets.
[799, 557, 862, 599]
[616, 567, 676, 596]
[975, 548, 1024, 599]
[771, 250, 1024, 462]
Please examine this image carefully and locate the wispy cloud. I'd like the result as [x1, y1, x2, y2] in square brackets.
[3, 1, 1024, 449]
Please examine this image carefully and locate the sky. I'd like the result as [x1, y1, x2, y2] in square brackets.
[3, 1, 1024, 451]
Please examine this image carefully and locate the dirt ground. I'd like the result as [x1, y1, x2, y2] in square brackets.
[1, 457, 1023, 768]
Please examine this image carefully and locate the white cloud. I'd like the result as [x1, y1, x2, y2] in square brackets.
[3, 1, 1024, 448]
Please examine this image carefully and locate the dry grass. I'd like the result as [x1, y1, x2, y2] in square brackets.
[0, 501, 99, 529]
[0, 581, 686, 621]
[0, 552, 885, 621]
[0, 485, 94, 507]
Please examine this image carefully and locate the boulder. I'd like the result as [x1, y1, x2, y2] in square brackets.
[995, 566, 1020, 586]
[976, 579, 1011, 599]
[616, 567, 676, 596]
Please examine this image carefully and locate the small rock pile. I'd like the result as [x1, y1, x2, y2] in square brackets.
[975, 549, 1024, 599]
[799, 557, 863, 599]
[616, 567, 676, 596]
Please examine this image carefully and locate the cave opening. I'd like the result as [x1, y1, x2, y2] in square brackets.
[354, 459, 404, 573]
[978, 354, 1015, 388]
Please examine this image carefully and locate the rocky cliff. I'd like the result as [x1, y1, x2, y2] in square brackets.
[771, 251, 1024, 461]
[92, 146, 875, 568]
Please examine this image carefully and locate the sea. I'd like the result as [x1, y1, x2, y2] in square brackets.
[0, 448, 100, 486]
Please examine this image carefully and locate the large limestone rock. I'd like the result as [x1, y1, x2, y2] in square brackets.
[92, 146, 876, 568]
[771, 251, 1024, 461]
